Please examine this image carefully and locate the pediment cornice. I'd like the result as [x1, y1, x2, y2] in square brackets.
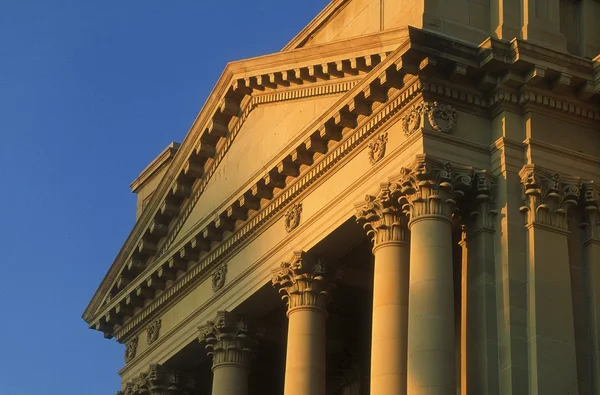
[85, 27, 600, 341]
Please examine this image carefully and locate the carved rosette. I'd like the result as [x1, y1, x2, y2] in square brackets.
[519, 165, 581, 230]
[198, 311, 262, 370]
[121, 364, 195, 395]
[581, 181, 600, 241]
[354, 183, 409, 249]
[389, 154, 473, 225]
[125, 336, 139, 363]
[368, 132, 388, 165]
[272, 251, 338, 314]
[400, 101, 458, 136]
[284, 203, 303, 232]
[212, 263, 227, 292]
[146, 319, 161, 346]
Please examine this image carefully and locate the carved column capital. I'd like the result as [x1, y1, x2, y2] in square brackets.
[123, 364, 195, 395]
[198, 311, 262, 370]
[519, 165, 580, 230]
[581, 181, 600, 241]
[389, 154, 473, 226]
[463, 171, 498, 238]
[271, 251, 339, 314]
[355, 183, 409, 249]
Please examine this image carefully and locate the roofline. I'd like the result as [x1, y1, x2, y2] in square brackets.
[130, 142, 181, 193]
[281, 0, 351, 51]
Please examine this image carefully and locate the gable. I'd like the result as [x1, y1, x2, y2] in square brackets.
[172, 91, 346, 246]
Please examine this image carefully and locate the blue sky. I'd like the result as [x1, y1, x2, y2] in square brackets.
[0, 1, 329, 394]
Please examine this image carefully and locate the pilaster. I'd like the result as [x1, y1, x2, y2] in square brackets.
[521, 0, 567, 51]
[581, 182, 600, 395]
[519, 164, 580, 395]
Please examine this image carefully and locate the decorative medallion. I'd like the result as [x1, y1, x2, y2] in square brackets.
[400, 101, 458, 136]
[212, 263, 227, 292]
[284, 203, 303, 233]
[367, 132, 388, 165]
[146, 319, 161, 346]
[124, 336, 139, 363]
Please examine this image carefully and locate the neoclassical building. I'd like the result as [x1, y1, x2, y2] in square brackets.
[83, 1, 600, 394]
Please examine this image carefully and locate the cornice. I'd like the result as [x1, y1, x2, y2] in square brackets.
[86, 27, 600, 337]
[130, 143, 180, 193]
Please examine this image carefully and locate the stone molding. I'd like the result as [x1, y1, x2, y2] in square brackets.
[198, 311, 262, 369]
[211, 263, 227, 292]
[284, 203, 303, 233]
[400, 101, 458, 136]
[146, 319, 161, 346]
[125, 336, 139, 363]
[519, 164, 581, 230]
[119, 364, 195, 395]
[581, 181, 600, 241]
[272, 251, 339, 314]
[354, 184, 409, 248]
[367, 132, 388, 165]
[389, 154, 474, 225]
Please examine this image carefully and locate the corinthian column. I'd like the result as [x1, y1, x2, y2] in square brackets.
[198, 311, 262, 395]
[390, 155, 473, 395]
[582, 182, 600, 394]
[520, 165, 580, 395]
[122, 364, 195, 395]
[355, 184, 410, 395]
[272, 251, 335, 395]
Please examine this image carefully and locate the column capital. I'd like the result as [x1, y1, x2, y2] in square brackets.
[122, 364, 195, 395]
[389, 154, 474, 226]
[354, 183, 409, 249]
[519, 165, 580, 230]
[582, 181, 600, 241]
[198, 311, 262, 370]
[271, 251, 339, 314]
[463, 171, 498, 239]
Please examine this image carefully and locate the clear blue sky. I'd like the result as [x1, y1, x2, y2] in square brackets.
[0, 1, 329, 394]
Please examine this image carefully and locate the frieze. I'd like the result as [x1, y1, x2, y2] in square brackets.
[284, 203, 303, 233]
[211, 263, 227, 292]
[146, 319, 161, 345]
[400, 101, 458, 136]
[367, 132, 388, 165]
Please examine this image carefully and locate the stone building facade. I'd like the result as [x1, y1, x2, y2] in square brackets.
[83, 1, 600, 394]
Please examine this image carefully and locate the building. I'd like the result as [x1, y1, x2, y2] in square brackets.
[82, 1, 600, 394]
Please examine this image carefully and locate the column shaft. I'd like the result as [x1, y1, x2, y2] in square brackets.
[284, 307, 327, 395]
[370, 241, 410, 395]
[408, 217, 456, 395]
[212, 364, 249, 395]
[585, 239, 600, 394]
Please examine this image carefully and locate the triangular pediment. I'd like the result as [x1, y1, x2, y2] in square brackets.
[82, 26, 410, 329]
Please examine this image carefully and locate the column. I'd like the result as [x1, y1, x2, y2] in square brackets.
[355, 183, 410, 395]
[198, 311, 261, 395]
[272, 251, 335, 395]
[582, 182, 600, 394]
[520, 165, 579, 395]
[392, 155, 473, 395]
[120, 364, 195, 395]
[459, 172, 500, 395]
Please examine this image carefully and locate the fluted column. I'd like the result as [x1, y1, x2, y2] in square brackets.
[272, 251, 336, 395]
[582, 182, 600, 394]
[198, 311, 261, 395]
[355, 184, 410, 395]
[391, 155, 473, 395]
[520, 165, 580, 395]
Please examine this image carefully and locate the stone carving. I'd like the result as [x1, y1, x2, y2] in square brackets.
[354, 185, 409, 247]
[465, 171, 498, 235]
[272, 251, 340, 312]
[198, 311, 262, 369]
[124, 336, 138, 363]
[146, 319, 161, 346]
[581, 182, 600, 241]
[121, 364, 195, 395]
[519, 165, 581, 230]
[388, 154, 473, 222]
[367, 132, 388, 165]
[284, 202, 303, 232]
[400, 101, 458, 136]
[212, 263, 227, 292]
